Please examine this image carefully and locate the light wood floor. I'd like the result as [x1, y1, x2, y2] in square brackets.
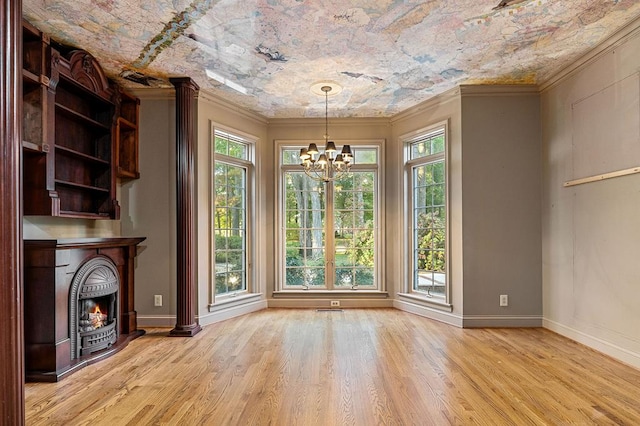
[25, 309, 640, 425]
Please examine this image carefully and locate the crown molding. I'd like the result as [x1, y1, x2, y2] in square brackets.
[390, 86, 460, 124]
[540, 15, 640, 93]
[458, 84, 539, 97]
[128, 87, 174, 100]
[267, 116, 391, 127]
[198, 89, 269, 125]
[128, 87, 268, 125]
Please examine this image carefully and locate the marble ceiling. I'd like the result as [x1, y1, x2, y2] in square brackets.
[22, 0, 640, 118]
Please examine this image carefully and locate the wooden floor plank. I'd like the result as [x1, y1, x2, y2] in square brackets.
[25, 309, 640, 425]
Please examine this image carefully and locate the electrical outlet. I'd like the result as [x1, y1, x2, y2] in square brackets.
[154, 294, 163, 307]
[330, 300, 340, 307]
[499, 294, 508, 307]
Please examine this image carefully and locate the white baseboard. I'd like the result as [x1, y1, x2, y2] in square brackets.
[136, 300, 267, 329]
[394, 299, 463, 327]
[543, 318, 640, 370]
[462, 315, 543, 328]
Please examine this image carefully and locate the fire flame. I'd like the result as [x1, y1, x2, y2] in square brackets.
[89, 305, 107, 329]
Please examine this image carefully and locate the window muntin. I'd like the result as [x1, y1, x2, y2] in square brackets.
[213, 129, 252, 299]
[279, 144, 380, 291]
[407, 129, 447, 300]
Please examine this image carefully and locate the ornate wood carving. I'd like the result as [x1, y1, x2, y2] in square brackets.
[64, 50, 113, 101]
[1, 0, 26, 423]
[169, 77, 202, 337]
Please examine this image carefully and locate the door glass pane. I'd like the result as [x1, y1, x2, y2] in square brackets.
[284, 172, 326, 288]
[334, 171, 376, 288]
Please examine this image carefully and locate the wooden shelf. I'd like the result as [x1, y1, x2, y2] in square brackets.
[55, 179, 110, 193]
[115, 90, 140, 179]
[55, 103, 111, 131]
[22, 140, 46, 153]
[58, 211, 111, 219]
[22, 69, 40, 85]
[117, 116, 136, 130]
[55, 144, 110, 165]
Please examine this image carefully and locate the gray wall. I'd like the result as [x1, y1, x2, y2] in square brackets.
[121, 91, 176, 322]
[460, 88, 542, 325]
[541, 20, 640, 368]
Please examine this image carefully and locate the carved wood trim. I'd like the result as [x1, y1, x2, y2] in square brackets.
[62, 50, 114, 101]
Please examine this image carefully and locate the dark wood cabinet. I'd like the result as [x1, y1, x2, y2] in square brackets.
[22, 21, 140, 219]
[116, 89, 140, 179]
[22, 21, 51, 151]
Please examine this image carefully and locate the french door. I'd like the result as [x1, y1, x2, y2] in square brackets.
[281, 170, 377, 290]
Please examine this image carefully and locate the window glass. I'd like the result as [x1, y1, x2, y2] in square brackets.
[407, 129, 447, 300]
[279, 144, 380, 291]
[213, 129, 252, 298]
[410, 131, 445, 159]
[215, 131, 247, 160]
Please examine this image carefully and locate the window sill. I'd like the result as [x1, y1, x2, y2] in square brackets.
[208, 292, 263, 312]
[397, 292, 453, 312]
[272, 290, 389, 299]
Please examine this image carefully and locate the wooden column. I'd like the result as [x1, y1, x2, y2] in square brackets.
[169, 77, 202, 337]
[0, 0, 25, 423]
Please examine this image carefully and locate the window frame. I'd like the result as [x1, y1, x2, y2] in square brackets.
[275, 140, 385, 293]
[210, 125, 255, 305]
[403, 122, 452, 308]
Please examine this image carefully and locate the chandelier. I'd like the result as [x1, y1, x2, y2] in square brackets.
[300, 85, 353, 182]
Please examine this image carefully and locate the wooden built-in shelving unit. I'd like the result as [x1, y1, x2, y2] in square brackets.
[22, 20, 140, 220]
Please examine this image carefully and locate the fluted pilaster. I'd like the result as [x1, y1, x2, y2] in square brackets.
[0, 0, 25, 422]
[169, 77, 202, 337]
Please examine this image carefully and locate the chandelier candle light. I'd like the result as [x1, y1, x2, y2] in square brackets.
[300, 84, 353, 182]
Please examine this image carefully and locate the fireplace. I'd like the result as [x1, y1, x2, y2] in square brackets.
[71, 256, 120, 357]
[24, 237, 145, 381]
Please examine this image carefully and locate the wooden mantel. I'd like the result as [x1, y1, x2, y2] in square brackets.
[23, 237, 145, 382]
